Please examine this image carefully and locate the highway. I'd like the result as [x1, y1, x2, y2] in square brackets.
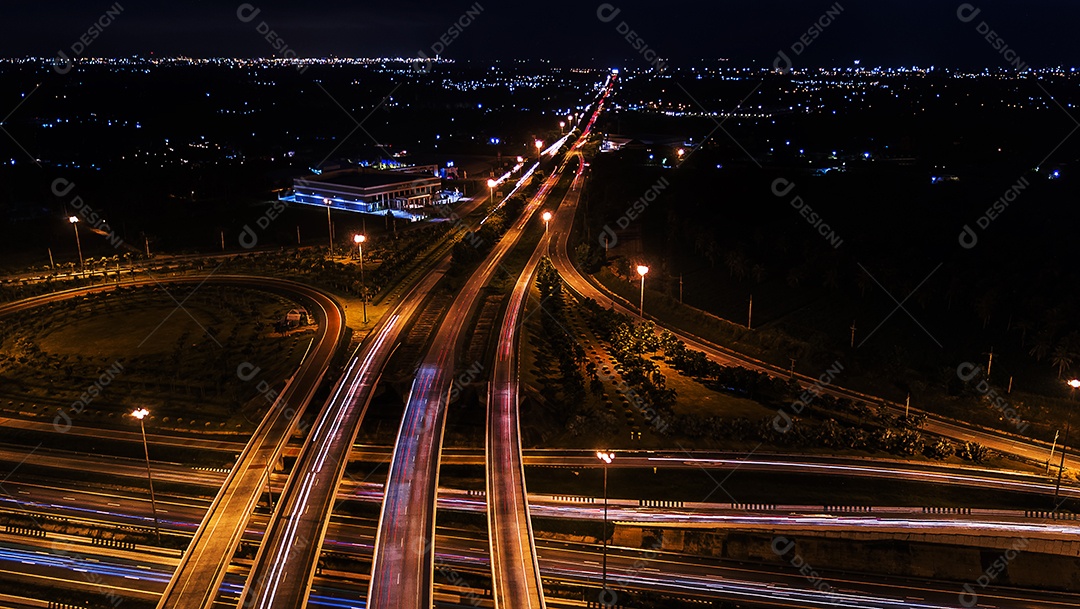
[4, 434, 1079, 609]
[0, 417, 246, 454]
[238, 250, 447, 608]
[4, 518, 1080, 609]
[7, 465, 1080, 551]
[361, 92, 618, 607]
[366, 160, 566, 609]
[0, 275, 347, 608]
[4, 437, 1077, 505]
[150, 277, 345, 609]
[485, 175, 560, 609]
[221, 189, 498, 608]
[480, 71, 614, 609]
[6, 69, 1078, 608]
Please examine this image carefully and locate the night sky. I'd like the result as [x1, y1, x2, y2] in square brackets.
[3, 1, 1078, 68]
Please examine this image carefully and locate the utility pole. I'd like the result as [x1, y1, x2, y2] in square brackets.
[1054, 419, 1070, 511]
[296, 225, 301, 246]
[679, 274, 683, 304]
[748, 294, 753, 330]
[1047, 430, 1060, 474]
[985, 347, 994, 379]
[47, 248, 55, 271]
[1057, 382, 1078, 510]
[850, 320, 857, 348]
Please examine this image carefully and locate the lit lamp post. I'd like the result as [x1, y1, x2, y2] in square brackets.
[69, 216, 83, 276]
[354, 234, 368, 323]
[596, 451, 615, 603]
[535, 139, 543, 161]
[636, 265, 649, 318]
[1055, 379, 1079, 508]
[487, 179, 497, 207]
[542, 211, 552, 234]
[131, 408, 161, 544]
[560, 121, 566, 133]
[324, 198, 333, 257]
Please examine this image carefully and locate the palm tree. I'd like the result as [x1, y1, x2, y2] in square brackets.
[745, 263, 762, 283]
[1029, 330, 1052, 362]
[1051, 343, 1074, 379]
[724, 250, 748, 281]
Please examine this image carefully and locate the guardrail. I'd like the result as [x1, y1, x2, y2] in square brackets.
[639, 499, 683, 508]
[923, 507, 972, 515]
[550, 495, 596, 504]
[824, 505, 873, 513]
[1025, 510, 1079, 520]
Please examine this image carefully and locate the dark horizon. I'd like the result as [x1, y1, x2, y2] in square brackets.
[5, 1, 1080, 70]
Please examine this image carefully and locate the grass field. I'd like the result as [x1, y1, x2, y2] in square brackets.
[0, 285, 313, 432]
[660, 357, 774, 420]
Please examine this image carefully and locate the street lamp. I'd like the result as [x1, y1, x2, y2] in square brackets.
[535, 139, 544, 160]
[1055, 379, 1080, 508]
[542, 211, 552, 233]
[354, 234, 368, 323]
[596, 451, 615, 604]
[131, 408, 161, 544]
[324, 198, 333, 257]
[636, 265, 649, 318]
[69, 216, 83, 276]
[560, 121, 566, 133]
[487, 179, 497, 207]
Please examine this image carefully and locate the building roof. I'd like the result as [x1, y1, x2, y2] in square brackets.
[297, 170, 439, 191]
